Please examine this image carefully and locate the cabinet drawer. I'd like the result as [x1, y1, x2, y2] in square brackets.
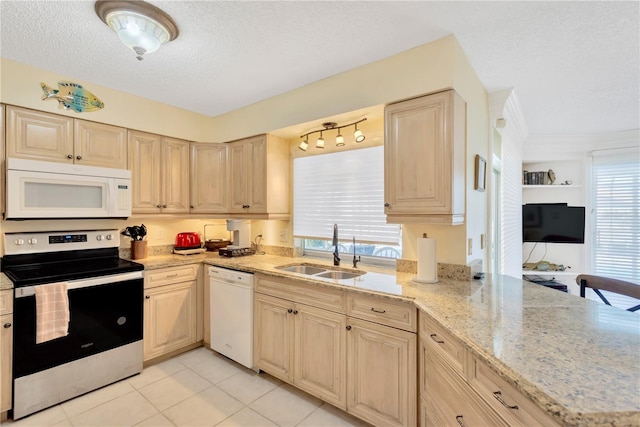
[0, 290, 13, 316]
[425, 351, 507, 427]
[470, 356, 560, 427]
[346, 293, 416, 332]
[145, 264, 199, 289]
[255, 275, 346, 313]
[420, 312, 465, 377]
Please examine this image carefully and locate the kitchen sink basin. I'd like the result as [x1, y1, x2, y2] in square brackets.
[276, 263, 365, 280]
[315, 270, 364, 280]
[277, 265, 327, 275]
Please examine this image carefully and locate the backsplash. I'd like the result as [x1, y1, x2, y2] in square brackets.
[396, 259, 472, 281]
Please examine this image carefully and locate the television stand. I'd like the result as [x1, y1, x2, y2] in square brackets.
[523, 274, 569, 293]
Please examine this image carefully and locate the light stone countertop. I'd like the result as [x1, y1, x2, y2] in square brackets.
[1, 273, 14, 290]
[131, 253, 640, 426]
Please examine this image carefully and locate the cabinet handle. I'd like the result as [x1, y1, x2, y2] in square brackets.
[456, 415, 466, 427]
[287, 308, 293, 314]
[293, 310, 298, 315]
[493, 391, 518, 410]
[346, 325, 352, 331]
[67, 154, 73, 159]
[145, 295, 150, 299]
[430, 333, 445, 344]
[370, 307, 386, 314]
[3, 322, 11, 328]
[165, 273, 178, 278]
[76, 155, 82, 160]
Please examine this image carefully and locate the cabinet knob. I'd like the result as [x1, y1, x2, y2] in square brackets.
[190, 205, 194, 209]
[346, 325, 352, 331]
[384, 202, 390, 208]
[76, 155, 82, 160]
[156, 205, 161, 208]
[163, 204, 167, 208]
[293, 310, 298, 315]
[287, 308, 293, 314]
[67, 154, 73, 159]
[145, 295, 150, 299]
[3, 322, 12, 328]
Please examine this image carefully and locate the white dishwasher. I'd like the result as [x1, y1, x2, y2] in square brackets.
[208, 266, 255, 369]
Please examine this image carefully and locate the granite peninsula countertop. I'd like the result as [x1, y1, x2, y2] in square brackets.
[132, 253, 640, 426]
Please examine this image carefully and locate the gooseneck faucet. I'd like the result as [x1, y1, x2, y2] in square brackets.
[352, 236, 361, 269]
[332, 223, 340, 266]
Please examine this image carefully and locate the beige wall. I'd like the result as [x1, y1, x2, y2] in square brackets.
[0, 58, 212, 142]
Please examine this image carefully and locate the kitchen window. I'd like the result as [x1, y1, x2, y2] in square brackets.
[293, 146, 401, 262]
[590, 147, 640, 307]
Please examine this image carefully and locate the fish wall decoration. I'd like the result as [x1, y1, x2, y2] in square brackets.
[41, 81, 104, 113]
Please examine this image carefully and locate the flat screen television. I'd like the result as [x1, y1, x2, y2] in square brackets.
[522, 203, 585, 244]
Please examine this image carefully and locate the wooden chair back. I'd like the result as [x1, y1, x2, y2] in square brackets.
[576, 274, 640, 312]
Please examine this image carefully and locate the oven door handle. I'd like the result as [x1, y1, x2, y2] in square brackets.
[14, 271, 144, 298]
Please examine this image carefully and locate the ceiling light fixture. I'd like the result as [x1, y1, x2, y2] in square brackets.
[95, 0, 179, 61]
[299, 118, 366, 151]
[353, 122, 365, 143]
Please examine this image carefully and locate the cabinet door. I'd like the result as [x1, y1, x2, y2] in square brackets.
[144, 281, 197, 361]
[254, 293, 293, 382]
[6, 106, 74, 163]
[129, 130, 162, 213]
[384, 90, 465, 224]
[1, 314, 13, 413]
[245, 135, 267, 213]
[162, 137, 190, 213]
[190, 143, 228, 213]
[228, 141, 248, 212]
[294, 305, 346, 409]
[73, 120, 127, 168]
[346, 317, 417, 427]
[0, 104, 4, 215]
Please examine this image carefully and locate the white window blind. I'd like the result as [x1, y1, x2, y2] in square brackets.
[592, 147, 640, 283]
[293, 146, 400, 245]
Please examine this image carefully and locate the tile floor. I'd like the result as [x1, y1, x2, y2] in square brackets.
[1, 347, 370, 427]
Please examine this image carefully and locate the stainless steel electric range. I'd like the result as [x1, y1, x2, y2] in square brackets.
[2, 229, 144, 419]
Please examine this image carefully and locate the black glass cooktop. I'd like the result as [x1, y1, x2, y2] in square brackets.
[2, 248, 144, 287]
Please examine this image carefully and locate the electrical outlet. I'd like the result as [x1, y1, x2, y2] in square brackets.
[279, 230, 288, 243]
[468, 238, 473, 255]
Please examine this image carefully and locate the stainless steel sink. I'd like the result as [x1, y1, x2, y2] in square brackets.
[276, 263, 365, 280]
[315, 270, 364, 280]
[277, 265, 327, 275]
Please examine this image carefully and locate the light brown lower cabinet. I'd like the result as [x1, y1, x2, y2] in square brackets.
[419, 311, 560, 427]
[144, 265, 199, 361]
[346, 317, 416, 427]
[254, 293, 346, 409]
[254, 275, 417, 427]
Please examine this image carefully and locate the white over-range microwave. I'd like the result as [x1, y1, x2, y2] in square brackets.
[6, 158, 132, 219]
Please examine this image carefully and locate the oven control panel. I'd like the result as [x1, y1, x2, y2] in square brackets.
[4, 229, 119, 255]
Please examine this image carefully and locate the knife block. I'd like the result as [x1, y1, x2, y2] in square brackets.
[131, 240, 148, 260]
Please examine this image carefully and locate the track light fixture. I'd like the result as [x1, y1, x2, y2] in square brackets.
[298, 118, 366, 151]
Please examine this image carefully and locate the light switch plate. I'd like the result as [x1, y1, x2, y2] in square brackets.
[279, 230, 288, 243]
[468, 238, 473, 255]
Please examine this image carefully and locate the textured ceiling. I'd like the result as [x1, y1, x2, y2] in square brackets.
[1, 1, 638, 136]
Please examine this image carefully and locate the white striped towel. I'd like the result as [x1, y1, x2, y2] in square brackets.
[34, 282, 70, 344]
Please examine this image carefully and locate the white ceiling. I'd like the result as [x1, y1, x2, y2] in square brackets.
[1, 1, 638, 136]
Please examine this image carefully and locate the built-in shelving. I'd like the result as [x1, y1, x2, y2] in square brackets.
[522, 270, 577, 276]
[522, 185, 583, 189]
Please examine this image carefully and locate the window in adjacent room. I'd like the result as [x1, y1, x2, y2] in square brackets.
[293, 145, 401, 263]
[590, 147, 640, 308]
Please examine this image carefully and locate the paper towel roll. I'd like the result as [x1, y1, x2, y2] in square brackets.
[413, 236, 438, 283]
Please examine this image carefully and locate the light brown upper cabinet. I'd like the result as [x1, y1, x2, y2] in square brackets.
[228, 134, 290, 219]
[190, 142, 228, 213]
[128, 130, 190, 214]
[0, 104, 5, 216]
[384, 90, 466, 225]
[6, 105, 127, 169]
